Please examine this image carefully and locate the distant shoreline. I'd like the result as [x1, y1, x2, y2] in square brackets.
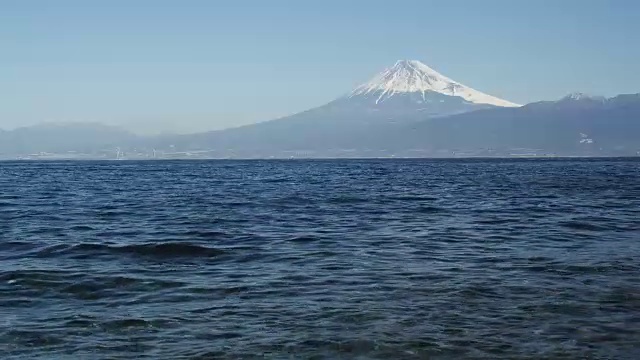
[2, 155, 638, 162]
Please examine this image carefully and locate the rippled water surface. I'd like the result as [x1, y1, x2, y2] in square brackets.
[1, 159, 640, 359]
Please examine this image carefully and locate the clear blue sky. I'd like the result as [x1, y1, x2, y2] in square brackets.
[2, 0, 639, 134]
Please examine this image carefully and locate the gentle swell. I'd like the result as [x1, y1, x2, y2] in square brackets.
[37, 242, 227, 260]
[2, 159, 640, 359]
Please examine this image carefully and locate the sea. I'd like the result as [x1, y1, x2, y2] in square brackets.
[1, 159, 639, 359]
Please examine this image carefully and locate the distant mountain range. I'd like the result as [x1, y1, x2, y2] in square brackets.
[399, 93, 640, 156]
[0, 123, 137, 158]
[1, 60, 638, 159]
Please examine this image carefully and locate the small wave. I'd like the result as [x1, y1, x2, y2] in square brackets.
[0, 269, 78, 283]
[474, 218, 517, 225]
[416, 206, 446, 214]
[3, 330, 65, 347]
[262, 177, 291, 183]
[96, 210, 137, 217]
[194, 331, 244, 340]
[0, 240, 41, 252]
[287, 235, 320, 243]
[273, 195, 313, 205]
[27, 226, 66, 235]
[121, 242, 226, 258]
[389, 195, 438, 201]
[0, 194, 21, 200]
[328, 196, 369, 204]
[181, 230, 226, 239]
[64, 319, 97, 328]
[61, 281, 106, 300]
[560, 221, 607, 232]
[219, 200, 252, 207]
[38, 242, 226, 260]
[69, 225, 96, 231]
[102, 318, 152, 329]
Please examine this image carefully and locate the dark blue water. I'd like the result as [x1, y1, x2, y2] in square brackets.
[1, 159, 640, 359]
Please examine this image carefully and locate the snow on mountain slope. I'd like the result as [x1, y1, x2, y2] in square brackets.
[561, 92, 606, 102]
[350, 60, 520, 107]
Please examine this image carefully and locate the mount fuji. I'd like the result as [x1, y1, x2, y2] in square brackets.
[321, 59, 519, 120]
[350, 60, 518, 109]
[158, 60, 521, 155]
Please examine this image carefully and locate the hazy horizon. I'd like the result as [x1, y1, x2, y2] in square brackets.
[2, 0, 640, 135]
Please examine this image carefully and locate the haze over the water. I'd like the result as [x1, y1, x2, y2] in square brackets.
[2, 0, 639, 134]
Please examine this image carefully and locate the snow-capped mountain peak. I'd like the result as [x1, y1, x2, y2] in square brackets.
[350, 60, 520, 107]
[562, 92, 605, 102]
